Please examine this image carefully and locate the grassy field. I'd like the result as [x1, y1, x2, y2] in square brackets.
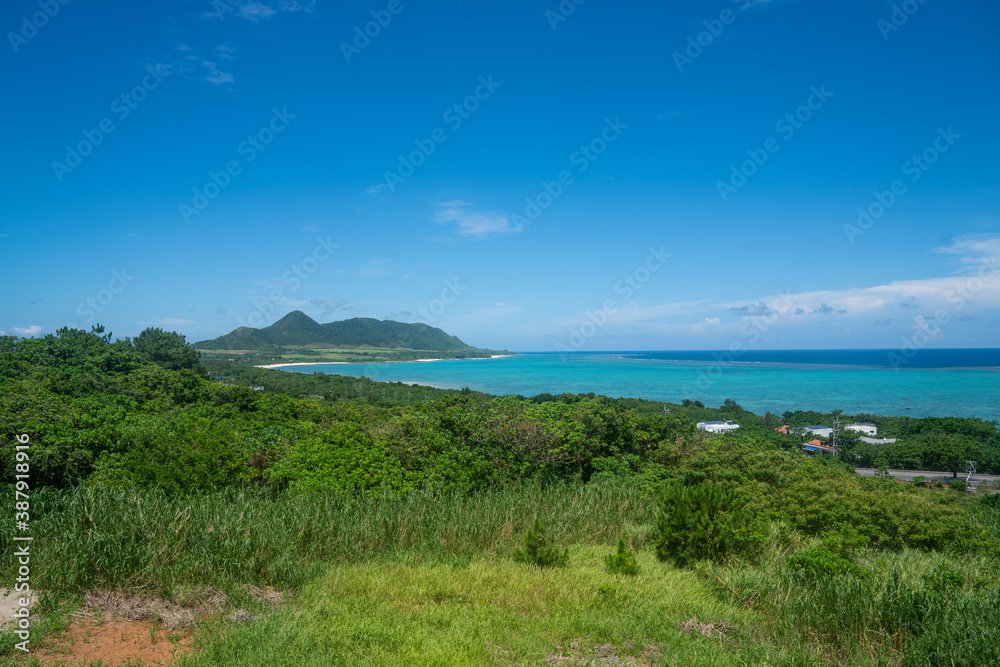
[176, 547, 810, 667]
[3, 481, 999, 666]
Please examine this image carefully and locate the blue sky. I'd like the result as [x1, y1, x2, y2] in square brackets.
[2, 0, 998, 351]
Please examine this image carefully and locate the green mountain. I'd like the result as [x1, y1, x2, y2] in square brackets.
[195, 311, 483, 353]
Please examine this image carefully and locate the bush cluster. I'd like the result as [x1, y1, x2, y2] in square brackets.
[513, 518, 568, 568]
[652, 480, 764, 567]
[605, 538, 639, 576]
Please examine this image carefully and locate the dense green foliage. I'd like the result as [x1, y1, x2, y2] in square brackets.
[4, 326, 1000, 665]
[0, 328, 694, 493]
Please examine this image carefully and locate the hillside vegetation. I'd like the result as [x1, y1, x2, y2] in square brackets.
[193, 310, 506, 364]
[2, 326, 999, 665]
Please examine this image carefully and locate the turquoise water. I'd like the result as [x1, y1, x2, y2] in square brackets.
[278, 353, 1000, 421]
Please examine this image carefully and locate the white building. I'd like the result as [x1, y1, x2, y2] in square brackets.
[859, 436, 897, 444]
[806, 425, 834, 438]
[845, 423, 878, 436]
[697, 420, 741, 434]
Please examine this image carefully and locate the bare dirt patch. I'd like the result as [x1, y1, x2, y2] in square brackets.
[31, 618, 194, 666]
[16, 587, 285, 666]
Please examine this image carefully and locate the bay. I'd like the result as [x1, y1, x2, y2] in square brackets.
[276, 350, 1000, 421]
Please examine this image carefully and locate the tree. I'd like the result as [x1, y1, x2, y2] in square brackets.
[133, 328, 202, 372]
[921, 434, 983, 478]
[760, 410, 781, 430]
[653, 480, 763, 567]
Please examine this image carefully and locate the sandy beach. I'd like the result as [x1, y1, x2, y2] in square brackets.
[255, 354, 513, 370]
[254, 361, 351, 369]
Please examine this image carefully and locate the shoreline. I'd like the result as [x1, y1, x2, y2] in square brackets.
[255, 354, 513, 370]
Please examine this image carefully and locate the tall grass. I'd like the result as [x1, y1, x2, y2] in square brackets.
[717, 546, 1000, 666]
[0, 480, 654, 594]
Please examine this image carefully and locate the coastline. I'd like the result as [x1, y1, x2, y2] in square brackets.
[255, 354, 513, 371]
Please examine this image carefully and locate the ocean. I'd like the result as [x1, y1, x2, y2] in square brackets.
[276, 349, 1000, 421]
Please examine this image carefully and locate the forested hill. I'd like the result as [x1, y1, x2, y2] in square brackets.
[194, 311, 483, 352]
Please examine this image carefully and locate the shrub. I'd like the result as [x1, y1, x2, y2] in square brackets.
[513, 518, 568, 568]
[921, 564, 965, 593]
[605, 539, 639, 576]
[268, 424, 414, 496]
[786, 548, 868, 579]
[652, 480, 763, 567]
[981, 493, 1000, 508]
[949, 478, 968, 493]
[819, 526, 868, 558]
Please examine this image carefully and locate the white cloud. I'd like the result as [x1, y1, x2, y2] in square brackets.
[613, 239, 999, 340]
[216, 45, 237, 60]
[237, 2, 277, 21]
[718, 273, 1000, 326]
[203, 0, 313, 21]
[434, 200, 524, 239]
[1, 325, 43, 337]
[911, 315, 942, 339]
[299, 224, 322, 233]
[933, 234, 1000, 272]
[532, 236, 998, 346]
[277, 0, 310, 13]
[364, 184, 389, 196]
[202, 61, 234, 85]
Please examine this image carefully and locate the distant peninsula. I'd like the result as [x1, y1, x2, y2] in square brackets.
[194, 310, 509, 364]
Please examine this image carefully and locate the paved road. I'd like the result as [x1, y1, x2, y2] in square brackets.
[856, 468, 1000, 486]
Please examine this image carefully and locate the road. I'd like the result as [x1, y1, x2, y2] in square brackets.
[855, 468, 1000, 487]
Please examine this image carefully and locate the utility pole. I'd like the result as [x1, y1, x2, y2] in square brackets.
[832, 415, 841, 460]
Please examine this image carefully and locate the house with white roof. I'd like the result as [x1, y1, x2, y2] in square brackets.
[859, 436, 898, 444]
[845, 423, 878, 436]
[697, 420, 741, 434]
[806, 425, 834, 438]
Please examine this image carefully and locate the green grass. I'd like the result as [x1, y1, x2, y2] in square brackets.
[4, 482, 999, 666]
[716, 545, 1000, 666]
[0, 481, 654, 595]
[177, 547, 815, 667]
